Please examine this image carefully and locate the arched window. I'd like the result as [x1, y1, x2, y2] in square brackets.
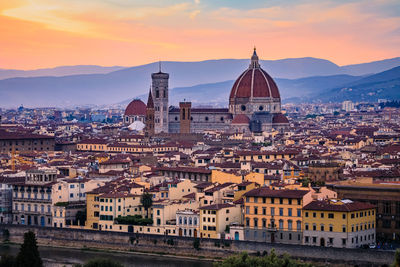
[179, 216, 182, 225]
[194, 217, 197, 225]
[184, 217, 187, 225]
[189, 217, 192, 225]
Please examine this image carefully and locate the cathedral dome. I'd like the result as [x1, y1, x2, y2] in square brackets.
[124, 99, 146, 116]
[229, 49, 280, 101]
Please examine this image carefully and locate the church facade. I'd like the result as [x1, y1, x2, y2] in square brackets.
[125, 49, 289, 135]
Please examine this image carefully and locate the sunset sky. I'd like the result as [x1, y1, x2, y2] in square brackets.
[1, 0, 400, 69]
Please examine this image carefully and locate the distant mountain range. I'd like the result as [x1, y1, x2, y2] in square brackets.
[0, 65, 125, 80]
[0, 57, 399, 108]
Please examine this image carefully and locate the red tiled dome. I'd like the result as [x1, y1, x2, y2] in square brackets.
[124, 99, 146, 116]
[232, 114, 250, 124]
[229, 68, 280, 99]
[272, 113, 289, 124]
[229, 49, 280, 100]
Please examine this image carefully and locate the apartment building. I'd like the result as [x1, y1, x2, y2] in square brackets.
[303, 199, 376, 248]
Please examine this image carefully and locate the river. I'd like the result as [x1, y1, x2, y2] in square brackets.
[0, 244, 214, 267]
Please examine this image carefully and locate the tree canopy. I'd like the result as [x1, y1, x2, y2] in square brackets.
[15, 231, 43, 267]
[141, 192, 153, 218]
[214, 250, 312, 267]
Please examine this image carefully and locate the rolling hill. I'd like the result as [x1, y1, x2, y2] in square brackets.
[0, 57, 399, 108]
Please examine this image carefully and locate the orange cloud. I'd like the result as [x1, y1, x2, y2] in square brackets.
[0, 0, 399, 69]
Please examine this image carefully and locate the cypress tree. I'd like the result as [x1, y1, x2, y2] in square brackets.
[15, 231, 43, 267]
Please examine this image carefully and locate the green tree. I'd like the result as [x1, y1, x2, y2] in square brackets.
[141, 192, 153, 218]
[392, 249, 400, 267]
[15, 231, 43, 267]
[214, 250, 312, 267]
[193, 238, 200, 250]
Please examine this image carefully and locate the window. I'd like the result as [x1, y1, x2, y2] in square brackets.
[70, 185, 75, 189]
[279, 208, 283, 216]
[342, 226, 346, 232]
[328, 213, 334, 219]
[305, 212, 309, 218]
[313, 212, 316, 218]
[288, 208, 292, 217]
[254, 218, 258, 228]
[297, 209, 301, 217]
[262, 219, 266, 228]
[254, 207, 258, 215]
[321, 213, 324, 218]
[312, 224, 316, 231]
[329, 225, 333, 232]
[342, 214, 346, 219]
[297, 221, 301, 231]
[271, 207, 275, 216]
[320, 225, 324, 231]
[305, 224, 309, 230]
[288, 199, 292, 205]
[262, 207, 266, 215]
[279, 198, 283, 204]
[246, 206, 250, 214]
[279, 220, 283, 229]
[288, 220, 293, 230]
[383, 202, 391, 214]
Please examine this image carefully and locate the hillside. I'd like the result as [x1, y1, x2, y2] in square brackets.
[0, 57, 399, 108]
[313, 66, 400, 102]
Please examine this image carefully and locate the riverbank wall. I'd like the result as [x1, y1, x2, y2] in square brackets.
[0, 224, 394, 266]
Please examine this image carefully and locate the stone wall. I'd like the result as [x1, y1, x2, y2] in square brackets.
[0, 224, 394, 266]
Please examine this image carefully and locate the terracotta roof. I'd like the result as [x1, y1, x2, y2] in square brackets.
[229, 52, 280, 100]
[199, 203, 235, 210]
[273, 113, 289, 124]
[303, 200, 375, 212]
[124, 99, 146, 116]
[244, 187, 309, 199]
[0, 130, 54, 140]
[232, 114, 250, 124]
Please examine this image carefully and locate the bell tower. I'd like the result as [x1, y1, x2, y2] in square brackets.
[151, 62, 169, 133]
[179, 101, 191, 134]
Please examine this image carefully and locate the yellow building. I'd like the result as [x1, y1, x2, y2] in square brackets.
[302, 199, 376, 248]
[237, 150, 297, 163]
[211, 170, 242, 184]
[243, 187, 313, 244]
[199, 203, 241, 239]
[234, 181, 259, 201]
[77, 139, 108, 152]
[97, 192, 142, 231]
